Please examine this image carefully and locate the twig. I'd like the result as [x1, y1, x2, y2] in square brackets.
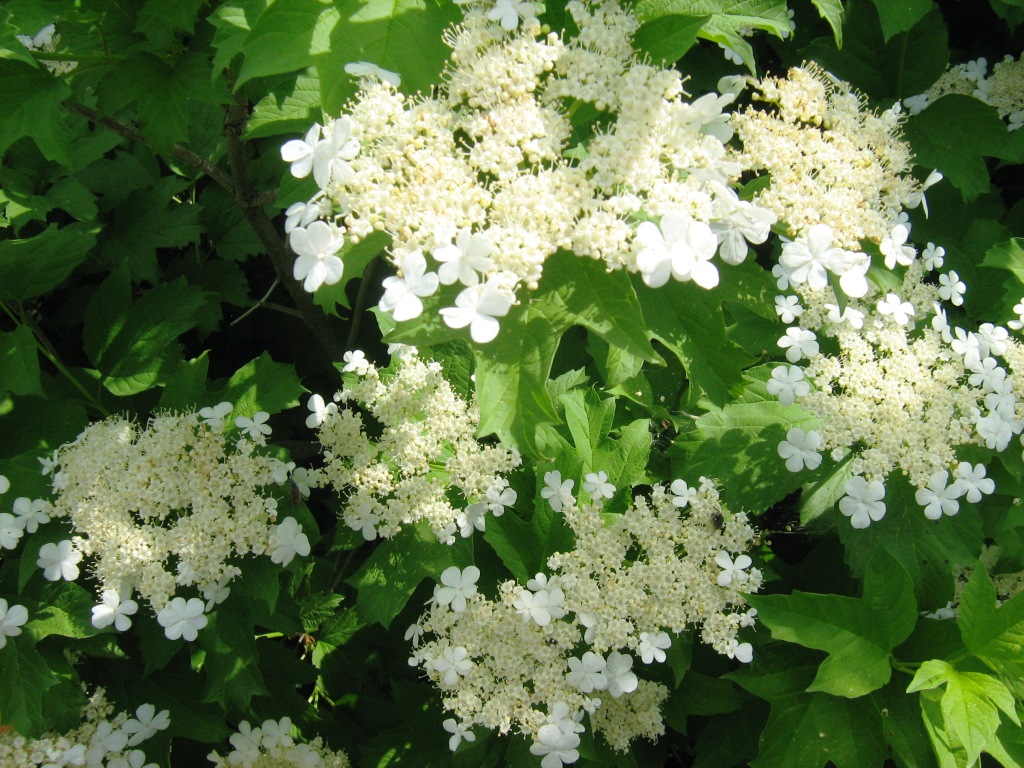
[230, 278, 280, 327]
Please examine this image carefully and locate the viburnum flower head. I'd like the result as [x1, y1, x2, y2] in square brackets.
[379, 249, 440, 322]
[91, 589, 139, 631]
[290, 221, 345, 293]
[270, 517, 311, 566]
[433, 229, 495, 287]
[157, 597, 208, 641]
[439, 280, 511, 343]
[839, 477, 887, 529]
[434, 565, 480, 613]
[37, 539, 82, 581]
[635, 211, 719, 289]
[0, 598, 28, 648]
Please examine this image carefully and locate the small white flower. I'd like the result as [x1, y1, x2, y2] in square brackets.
[39, 449, 59, 477]
[123, 703, 171, 747]
[379, 250, 440, 322]
[37, 540, 82, 581]
[306, 394, 337, 429]
[915, 470, 966, 520]
[0, 598, 28, 648]
[203, 577, 233, 611]
[582, 471, 615, 500]
[638, 631, 672, 664]
[938, 271, 966, 306]
[766, 366, 810, 406]
[778, 224, 846, 290]
[260, 717, 294, 750]
[86, 721, 129, 763]
[0, 475, 8, 495]
[530, 723, 580, 768]
[433, 565, 480, 614]
[876, 294, 915, 326]
[281, 124, 322, 179]
[344, 61, 401, 87]
[457, 503, 487, 537]
[235, 411, 272, 442]
[968, 357, 1006, 392]
[284, 200, 322, 233]
[825, 304, 865, 330]
[924, 601, 957, 620]
[404, 623, 423, 647]
[487, 0, 536, 30]
[566, 651, 608, 693]
[12, 497, 49, 534]
[839, 477, 887, 529]
[540, 471, 575, 512]
[976, 323, 1009, 357]
[443, 718, 476, 752]
[951, 328, 982, 368]
[342, 349, 371, 374]
[290, 221, 345, 293]
[485, 484, 516, 515]
[777, 428, 822, 472]
[430, 645, 473, 686]
[635, 211, 719, 289]
[954, 462, 995, 503]
[91, 590, 138, 632]
[880, 224, 916, 269]
[604, 651, 639, 698]
[0, 513, 24, 550]
[199, 401, 233, 433]
[777, 327, 818, 362]
[725, 640, 753, 663]
[514, 574, 567, 626]
[715, 551, 753, 586]
[439, 281, 512, 344]
[669, 478, 698, 508]
[157, 597, 208, 641]
[433, 229, 495, 287]
[349, 502, 380, 541]
[922, 243, 945, 271]
[270, 517, 311, 566]
[775, 295, 803, 324]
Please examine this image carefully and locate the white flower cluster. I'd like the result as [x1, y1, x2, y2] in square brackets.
[281, 0, 777, 340]
[408, 475, 758, 761]
[307, 349, 521, 543]
[0, 689, 167, 768]
[15, 23, 77, 75]
[207, 717, 349, 768]
[904, 54, 1024, 131]
[732, 63, 926, 249]
[769, 251, 1015, 528]
[40, 407, 311, 631]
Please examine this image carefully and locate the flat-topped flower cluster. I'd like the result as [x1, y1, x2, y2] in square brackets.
[904, 54, 1024, 131]
[208, 717, 349, 768]
[407, 475, 759, 760]
[306, 348, 521, 543]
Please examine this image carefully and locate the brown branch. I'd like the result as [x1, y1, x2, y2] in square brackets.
[223, 94, 346, 360]
[66, 102, 235, 192]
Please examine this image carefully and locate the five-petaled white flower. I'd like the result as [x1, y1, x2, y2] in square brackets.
[439, 280, 512, 343]
[566, 651, 608, 693]
[290, 221, 345, 293]
[281, 118, 359, 188]
[0, 598, 28, 648]
[778, 224, 846, 290]
[379, 250, 440, 322]
[880, 224, 916, 269]
[530, 723, 580, 768]
[342, 349, 371, 375]
[487, 0, 535, 30]
[715, 551, 753, 586]
[839, 477, 887, 528]
[430, 645, 473, 686]
[670, 478, 698, 508]
[91, 589, 139, 632]
[235, 411, 272, 442]
[514, 573, 566, 626]
[922, 243, 945, 271]
[876, 294, 915, 326]
[582, 471, 615, 500]
[938, 271, 966, 306]
[825, 304, 866, 329]
[777, 428, 822, 472]
[12, 497, 49, 534]
[0, 513, 24, 550]
[433, 229, 495, 287]
[635, 210, 719, 289]
[541, 471, 575, 512]
[270, 517, 311, 566]
[306, 394, 337, 429]
[199, 401, 232, 433]
[775, 295, 803, 324]
[777, 327, 818, 363]
[638, 631, 672, 664]
[123, 703, 171, 747]
[38, 539, 82, 581]
[434, 565, 480, 613]
[443, 718, 476, 752]
[344, 61, 401, 87]
[915, 470, 966, 520]
[954, 462, 995, 503]
[766, 365, 810, 406]
[604, 651, 639, 698]
[157, 597, 208, 641]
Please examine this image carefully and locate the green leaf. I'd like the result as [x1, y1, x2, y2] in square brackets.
[0, 325, 42, 397]
[234, 0, 340, 88]
[312, 230, 389, 314]
[905, 96, 1020, 202]
[299, 591, 345, 633]
[200, 608, 268, 710]
[639, 280, 753, 407]
[0, 222, 97, 302]
[0, 60, 72, 164]
[871, 676, 939, 768]
[632, 14, 709, 64]
[748, 552, 917, 697]
[23, 582, 102, 641]
[346, 521, 453, 628]
[159, 354, 211, 410]
[810, 0, 845, 47]
[556, 389, 651, 488]
[246, 67, 322, 138]
[869, 0, 933, 41]
[0, 641, 58, 738]
[215, 351, 305, 417]
[958, 568, 1024, 692]
[315, 0, 459, 114]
